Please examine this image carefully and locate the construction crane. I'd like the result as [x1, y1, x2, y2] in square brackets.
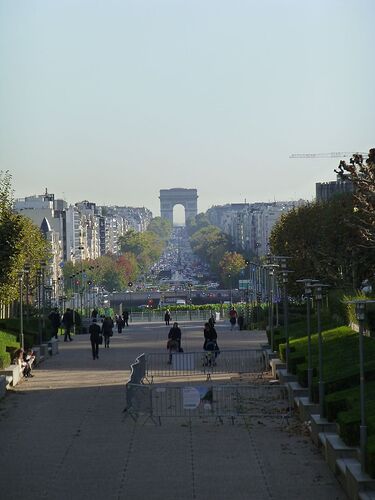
[290, 152, 368, 159]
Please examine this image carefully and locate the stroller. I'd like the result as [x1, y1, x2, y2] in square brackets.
[203, 340, 220, 367]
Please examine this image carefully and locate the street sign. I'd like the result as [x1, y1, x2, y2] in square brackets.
[239, 280, 251, 290]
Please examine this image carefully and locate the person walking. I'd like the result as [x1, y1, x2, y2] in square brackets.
[167, 321, 182, 363]
[89, 318, 101, 360]
[203, 322, 219, 366]
[62, 308, 74, 342]
[229, 307, 238, 331]
[116, 314, 123, 334]
[164, 309, 171, 326]
[91, 308, 99, 320]
[122, 310, 129, 327]
[102, 315, 114, 348]
[48, 307, 61, 339]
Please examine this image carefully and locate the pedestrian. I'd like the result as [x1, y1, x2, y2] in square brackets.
[89, 318, 102, 360]
[167, 321, 182, 363]
[102, 315, 114, 348]
[203, 322, 219, 366]
[237, 313, 245, 331]
[91, 308, 99, 320]
[164, 309, 171, 326]
[62, 308, 74, 341]
[122, 310, 129, 327]
[116, 314, 123, 334]
[48, 307, 61, 339]
[229, 307, 237, 331]
[208, 314, 215, 330]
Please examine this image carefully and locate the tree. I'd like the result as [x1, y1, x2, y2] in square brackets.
[219, 252, 246, 287]
[335, 148, 375, 247]
[190, 225, 232, 275]
[147, 217, 172, 241]
[118, 229, 164, 272]
[269, 193, 374, 294]
[0, 171, 50, 304]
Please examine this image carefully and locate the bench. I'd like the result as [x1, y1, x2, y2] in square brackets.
[0, 364, 23, 388]
[48, 338, 59, 356]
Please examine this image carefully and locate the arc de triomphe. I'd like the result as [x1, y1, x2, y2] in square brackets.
[159, 188, 198, 225]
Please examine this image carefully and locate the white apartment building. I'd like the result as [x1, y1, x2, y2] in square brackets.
[207, 201, 304, 257]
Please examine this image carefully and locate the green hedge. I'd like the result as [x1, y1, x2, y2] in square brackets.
[280, 324, 375, 477]
[0, 330, 20, 368]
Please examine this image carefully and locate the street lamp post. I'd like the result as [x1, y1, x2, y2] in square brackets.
[188, 283, 192, 321]
[312, 283, 329, 417]
[273, 256, 292, 370]
[345, 299, 375, 472]
[23, 263, 30, 324]
[36, 267, 43, 345]
[297, 278, 318, 402]
[264, 258, 279, 352]
[18, 272, 24, 350]
[40, 261, 46, 339]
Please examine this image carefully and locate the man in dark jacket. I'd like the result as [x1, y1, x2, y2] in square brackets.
[48, 307, 61, 339]
[102, 316, 114, 348]
[89, 318, 101, 360]
[62, 308, 74, 342]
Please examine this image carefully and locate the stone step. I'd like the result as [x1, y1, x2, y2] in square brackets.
[278, 368, 297, 384]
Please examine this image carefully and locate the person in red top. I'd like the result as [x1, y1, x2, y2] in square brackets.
[229, 307, 238, 331]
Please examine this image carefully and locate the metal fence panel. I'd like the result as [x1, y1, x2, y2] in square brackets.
[146, 349, 265, 380]
[126, 383, 151, 416]
[128, 310, 216, 323]
[125, 383, 291, 422]
[151, 385, 214, 418]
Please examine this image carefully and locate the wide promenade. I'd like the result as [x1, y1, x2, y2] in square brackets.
[0, 321, 345, 500]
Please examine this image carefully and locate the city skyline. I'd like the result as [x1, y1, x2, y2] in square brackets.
[1, 1, 374, 218]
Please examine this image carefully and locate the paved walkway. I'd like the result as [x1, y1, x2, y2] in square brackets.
[0, 321, 346, 499]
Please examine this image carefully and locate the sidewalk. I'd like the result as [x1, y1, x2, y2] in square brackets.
[0, 322, 346, 499]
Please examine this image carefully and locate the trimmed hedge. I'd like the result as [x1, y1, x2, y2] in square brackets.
[0, 330, 20, 368]
[280, 324, 375, 477]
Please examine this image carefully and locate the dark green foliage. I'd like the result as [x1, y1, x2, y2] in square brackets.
[269, 193, 375, 294]
[0, 330, 19, 368]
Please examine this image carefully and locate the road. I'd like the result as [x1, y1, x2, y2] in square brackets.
[0, 321, 345, 500]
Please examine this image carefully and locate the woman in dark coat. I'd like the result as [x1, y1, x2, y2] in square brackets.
[102, 316, 114, 348]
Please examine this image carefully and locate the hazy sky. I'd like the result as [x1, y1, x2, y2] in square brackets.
[1, 0, 374, 222]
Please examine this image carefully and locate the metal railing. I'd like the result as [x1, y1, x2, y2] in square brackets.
[125, 383, 292, 424]
[128, 310, 218, 323]
[145, 349, 266, 381]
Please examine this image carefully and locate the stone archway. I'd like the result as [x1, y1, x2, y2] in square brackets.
[159, 188, 198, 225]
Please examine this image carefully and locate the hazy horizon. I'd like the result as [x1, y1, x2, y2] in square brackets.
[1, 1, 374, 222]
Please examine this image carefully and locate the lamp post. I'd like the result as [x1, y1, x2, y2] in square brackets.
[188, 283, 192, 321]
[128, 282, 133, 321]
[71, 274, 76, 333]
[40, 261, 46, 339]
[346, 299, 375, 472]
[264, 258, 279, 352]
[228, 271, 233, 305]
[36, 267, 43, 345]
[297, 278, 318, 402]
[23, 263, 30, 324]
[18, 272, 24, 350]
[312, 283, 329, 418]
